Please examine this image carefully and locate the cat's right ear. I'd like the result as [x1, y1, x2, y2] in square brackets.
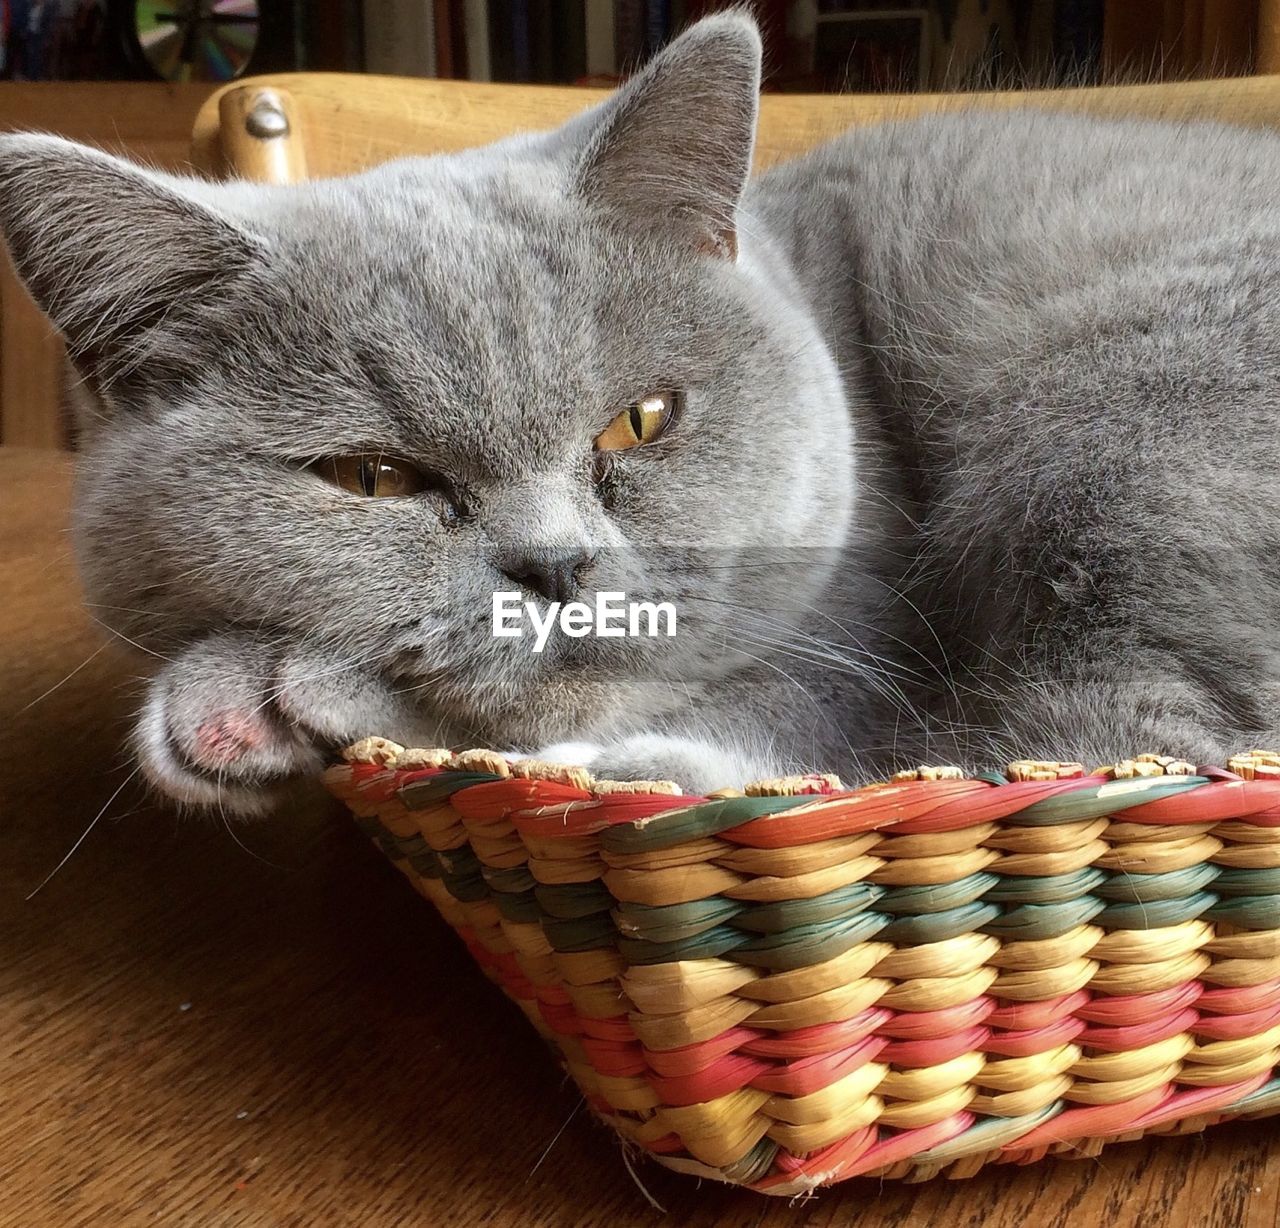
[0, 133, 263, 386]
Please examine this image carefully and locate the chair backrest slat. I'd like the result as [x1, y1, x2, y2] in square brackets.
[193, 72, 1280, 186]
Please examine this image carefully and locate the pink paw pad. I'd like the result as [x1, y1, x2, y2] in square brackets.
[193, 711, 267, 767]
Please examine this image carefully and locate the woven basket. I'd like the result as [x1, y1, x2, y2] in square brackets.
[322, 741, 1280, 1194]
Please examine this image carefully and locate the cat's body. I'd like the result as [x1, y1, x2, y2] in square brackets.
[3, 14, 1279, 811]
[743, 109, 1280, 773]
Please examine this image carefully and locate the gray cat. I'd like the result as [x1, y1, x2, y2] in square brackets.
[3, 12, 1280, 814]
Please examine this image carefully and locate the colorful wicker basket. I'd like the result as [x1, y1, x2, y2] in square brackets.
[322, 741, 1280, 1194]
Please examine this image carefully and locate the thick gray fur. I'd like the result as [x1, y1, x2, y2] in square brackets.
[3, 12, 1279, 812]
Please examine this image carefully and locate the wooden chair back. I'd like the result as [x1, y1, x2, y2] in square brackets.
[193, 71, 1280, 187]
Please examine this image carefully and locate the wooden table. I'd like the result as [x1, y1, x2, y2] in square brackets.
[4, 445, 1279, 1227]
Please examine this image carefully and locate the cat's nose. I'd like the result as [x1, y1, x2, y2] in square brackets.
[498, 547, 594, 604]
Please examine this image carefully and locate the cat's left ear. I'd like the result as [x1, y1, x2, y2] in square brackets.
[576, 13, 761, 260]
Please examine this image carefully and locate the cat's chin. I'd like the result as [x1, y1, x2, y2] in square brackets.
[440, 668, 642, 751]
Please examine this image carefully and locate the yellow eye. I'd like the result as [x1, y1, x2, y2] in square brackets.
[313, 454, 428, 498]
[594, 391, 681, 452]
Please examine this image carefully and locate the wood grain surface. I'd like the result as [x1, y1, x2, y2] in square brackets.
[4, 444, 1280, 1227]
[1264, 0, 1280, 72]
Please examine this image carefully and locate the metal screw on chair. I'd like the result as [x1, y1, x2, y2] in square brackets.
[245, 96, 290, 140]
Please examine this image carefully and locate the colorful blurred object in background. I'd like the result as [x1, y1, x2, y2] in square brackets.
[1, 0, 293, 80]
[126, 0, 261, 81]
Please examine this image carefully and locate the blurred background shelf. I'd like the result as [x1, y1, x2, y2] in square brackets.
[0, 2, 1265, 92]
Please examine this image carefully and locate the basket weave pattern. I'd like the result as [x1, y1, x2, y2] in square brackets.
[322, 742, 1280, 1194]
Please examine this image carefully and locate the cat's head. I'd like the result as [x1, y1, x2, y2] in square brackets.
[0, 13, 855, 810]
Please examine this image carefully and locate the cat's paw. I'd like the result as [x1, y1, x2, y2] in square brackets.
[532, 734, 772, 796]
[135, 632, 444, 815]
[135, 633, 319, 815]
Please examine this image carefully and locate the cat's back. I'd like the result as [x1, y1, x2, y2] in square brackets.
[755, 106, 1280, 309]
[748, 103, 1280, 631]
[752, 107, 1280, 452]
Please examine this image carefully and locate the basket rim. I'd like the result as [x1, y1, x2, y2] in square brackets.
[329, 742, 1280, 852]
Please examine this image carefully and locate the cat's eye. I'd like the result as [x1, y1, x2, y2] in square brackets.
[313, 454, 428, 498]
[594, 391, 682, 452]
